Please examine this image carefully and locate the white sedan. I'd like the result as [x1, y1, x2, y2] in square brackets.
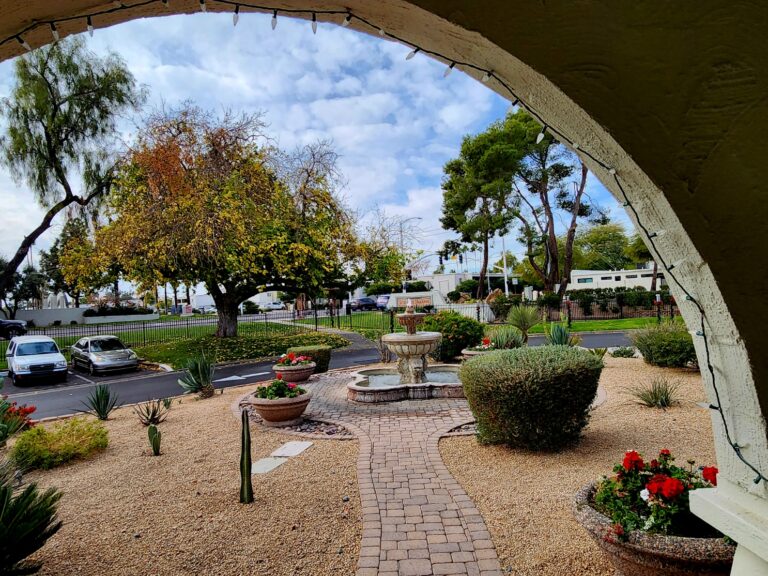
[5, 335, 68, 385]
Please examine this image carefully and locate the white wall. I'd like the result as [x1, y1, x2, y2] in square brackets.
[16, 308, 85, 326]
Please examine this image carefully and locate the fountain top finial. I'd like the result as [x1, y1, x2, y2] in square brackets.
[397, 298, 424, 335]
[406, 298, 414, 314]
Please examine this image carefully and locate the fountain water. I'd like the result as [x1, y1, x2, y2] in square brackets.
[347, 299, 463, 403]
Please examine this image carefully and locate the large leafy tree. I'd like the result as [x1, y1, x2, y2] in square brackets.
[625, 234, 658, 290]
[575, 223, 632, 271]
[0, 262, 46, 319]
[100, 105, 356, 337]
[0, 37, 145, 294]
[441, 122, 519, 298]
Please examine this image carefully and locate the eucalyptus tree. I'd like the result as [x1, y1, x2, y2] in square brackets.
[0, 37, 145, 293]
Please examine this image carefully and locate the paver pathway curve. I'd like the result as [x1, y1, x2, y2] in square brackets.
[296, 371, 503, 576]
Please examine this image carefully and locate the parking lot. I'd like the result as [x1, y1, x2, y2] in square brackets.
[0, 364, 158, 395]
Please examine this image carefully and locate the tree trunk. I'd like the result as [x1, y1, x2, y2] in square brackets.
[650, 260, 658, 292]
[172, 284, 179, 308]
[214, 296, 239, 337]
[113, 278, 119, 304]
[477, 233, 489, 299]
[74, 292, 80, 308]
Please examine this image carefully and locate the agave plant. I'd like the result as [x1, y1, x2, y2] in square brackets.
[133, 399, 169, 426]
[545, 323, 581, 347]
[588, 347, 608, 360]
[490, 326, 525, 350]
[177, 353, 216, 399]
[0, 457, 63, 575]
[80, 384, 120, 420]
[506, 305, 541, 343]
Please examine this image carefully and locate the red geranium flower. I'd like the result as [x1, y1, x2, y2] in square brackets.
[661, 477, 685, 499]
[659, 448, 671, 457]
[276, 373, 283, 380]
[482, 337, 491, 346]
[646, 474, 668, 495]
[622, 450, 644, 471]
[287, 383, 297, 390]
[702, 466, 718, 486]
[650, 459, 659, 469]
[287, 352, 296, 361]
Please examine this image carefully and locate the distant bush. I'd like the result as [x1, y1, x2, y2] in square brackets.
[242, 301, 259, 314]
[537, 292, 561, 310]
[631, 321, 696, 367]
[506, 305, 541, 343]
[422, 311, 484, 362]
[406, 280, 428, 293]
[460, 346, 603, 451]
[545, 323, 581, 346]
[488, 294, 521, 320]
[611, 346, 636, 358]
[287, 344, 332, 373]
[12, 418, 109, 470]
[83, 305, 153, 317]
[365, 281, 399, 296]
[489, 326, 524, 350]
[446, 290, 461, 303]
[455, 279, 479, 295]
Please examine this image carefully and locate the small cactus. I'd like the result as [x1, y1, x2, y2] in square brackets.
[240, 409, 253, 504]
[148, 425, 161, 456]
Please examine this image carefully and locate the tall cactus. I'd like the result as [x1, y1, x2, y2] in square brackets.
[240, 409, 254, 504]
[148, 424, 161, 456]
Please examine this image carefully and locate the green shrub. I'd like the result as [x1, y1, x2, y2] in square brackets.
[287, 345, 332, 373]
[506, 304, 541, 343]
[12, 418, 109, 470]
[537, 292, 561, 309]
[460, 346, 603, 451]
[588, 347, 608, 360]
[631, 321, 696, 367]
[422, 311, 484, 362]
[488, 294, 521, 320]
[178, 353, 216, 399]
[455, 279, 479, 295]
[489, 326, 524, 350]
[0, 457, 62, 575]
[611, 346, 636, 358]
[629, 377, 681, 409]
[242, 300, 259, 314]
[446, 290, 461, 303]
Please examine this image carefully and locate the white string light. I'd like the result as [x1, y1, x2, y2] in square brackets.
[648, 229, 666, 239]
[481, 71, 491, 83]
[16, 36, 31, 51]
[311, 12, 317, 34]
[50, 22, 59, 42]
[2, 0, 764, 485]
[233, 4, 240, 26]
[443, 62, 455, 77]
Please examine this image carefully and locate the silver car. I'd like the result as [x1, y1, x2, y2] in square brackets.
[71, 336, 139, 375]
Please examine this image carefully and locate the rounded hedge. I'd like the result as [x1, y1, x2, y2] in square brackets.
[459, 345, 603, 451]
[421, 311, 484, 361]
[630, 322, 696, 368]
[287, 344, 332, 373]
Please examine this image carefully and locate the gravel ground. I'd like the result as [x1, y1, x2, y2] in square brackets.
[24, 386, 361, 576]
[440, 357, 716, 576]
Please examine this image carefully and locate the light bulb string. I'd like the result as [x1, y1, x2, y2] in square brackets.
[1, 0, 765, 485]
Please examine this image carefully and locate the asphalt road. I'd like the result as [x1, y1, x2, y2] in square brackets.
[2, 331, 632, 420]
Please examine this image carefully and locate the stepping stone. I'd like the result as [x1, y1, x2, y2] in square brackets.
[251, 457, 288, 474]
[271, 441, 313, 458]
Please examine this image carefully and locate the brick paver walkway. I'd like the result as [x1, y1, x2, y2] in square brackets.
[297, 371, 503, 576]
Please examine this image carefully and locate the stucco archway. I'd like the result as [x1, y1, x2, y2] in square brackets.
[2, 1, 767, 572]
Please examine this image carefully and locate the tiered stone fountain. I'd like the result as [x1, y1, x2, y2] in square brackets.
[347, 300, 463, 403]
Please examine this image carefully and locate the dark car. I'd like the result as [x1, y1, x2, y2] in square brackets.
[0, 318, 27, 340]
[350, 297, 378, 311]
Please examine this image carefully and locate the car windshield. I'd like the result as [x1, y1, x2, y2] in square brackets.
[16, 342, 59, 356]
[90, 339, 125, 352]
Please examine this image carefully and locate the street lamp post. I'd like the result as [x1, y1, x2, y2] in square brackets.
[399, 216, 422, 293]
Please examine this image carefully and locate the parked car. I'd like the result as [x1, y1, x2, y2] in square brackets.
[5, 335, 67, 385]
[350, 297, 378, 311]
[260, 301, 286, 311]
[376, 294, 391, 310]
[71, 335, 139, 376]
[199, 305, 217, 314]
[0, 318, 27, 340]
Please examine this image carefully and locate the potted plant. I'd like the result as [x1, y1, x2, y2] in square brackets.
[271, 352, 316, 382]
[573, 448, 734, 575]
[461, 337, 495, 357]
[249, 375, 312, 427]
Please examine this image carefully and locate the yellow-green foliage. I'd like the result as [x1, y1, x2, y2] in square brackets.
[12, 418, 108, 470]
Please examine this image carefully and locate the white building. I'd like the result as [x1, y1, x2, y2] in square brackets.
[568, 267, 666, 291]
[416, 272, 522, 297]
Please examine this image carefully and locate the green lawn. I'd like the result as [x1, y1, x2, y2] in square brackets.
[527, 317, 665, 334]
[135, 332, 351, 369]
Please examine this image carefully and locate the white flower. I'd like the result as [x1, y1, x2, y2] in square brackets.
[640, 489, 650, 502]
[643, 516, 655, 531]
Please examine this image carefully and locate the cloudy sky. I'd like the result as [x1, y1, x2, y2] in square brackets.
[0, 10, 628, 276]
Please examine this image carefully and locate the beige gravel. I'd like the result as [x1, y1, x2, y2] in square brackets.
[24, 385, 361, 576]
[440, 356, 716, 576]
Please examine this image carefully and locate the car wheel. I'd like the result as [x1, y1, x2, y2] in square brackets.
[60, 372, 68, 383]
[9, 371, 21, 387]
[88, 362, 97, 376]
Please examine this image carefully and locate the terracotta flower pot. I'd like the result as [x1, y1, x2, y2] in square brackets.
[271, 362, 316, 382]
[573, 482, 734, 576]
[249, 392, 312, 427]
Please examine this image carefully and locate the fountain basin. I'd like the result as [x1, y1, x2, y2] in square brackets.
[347, 365, 463, 403]
[380, 331, 441, 357]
